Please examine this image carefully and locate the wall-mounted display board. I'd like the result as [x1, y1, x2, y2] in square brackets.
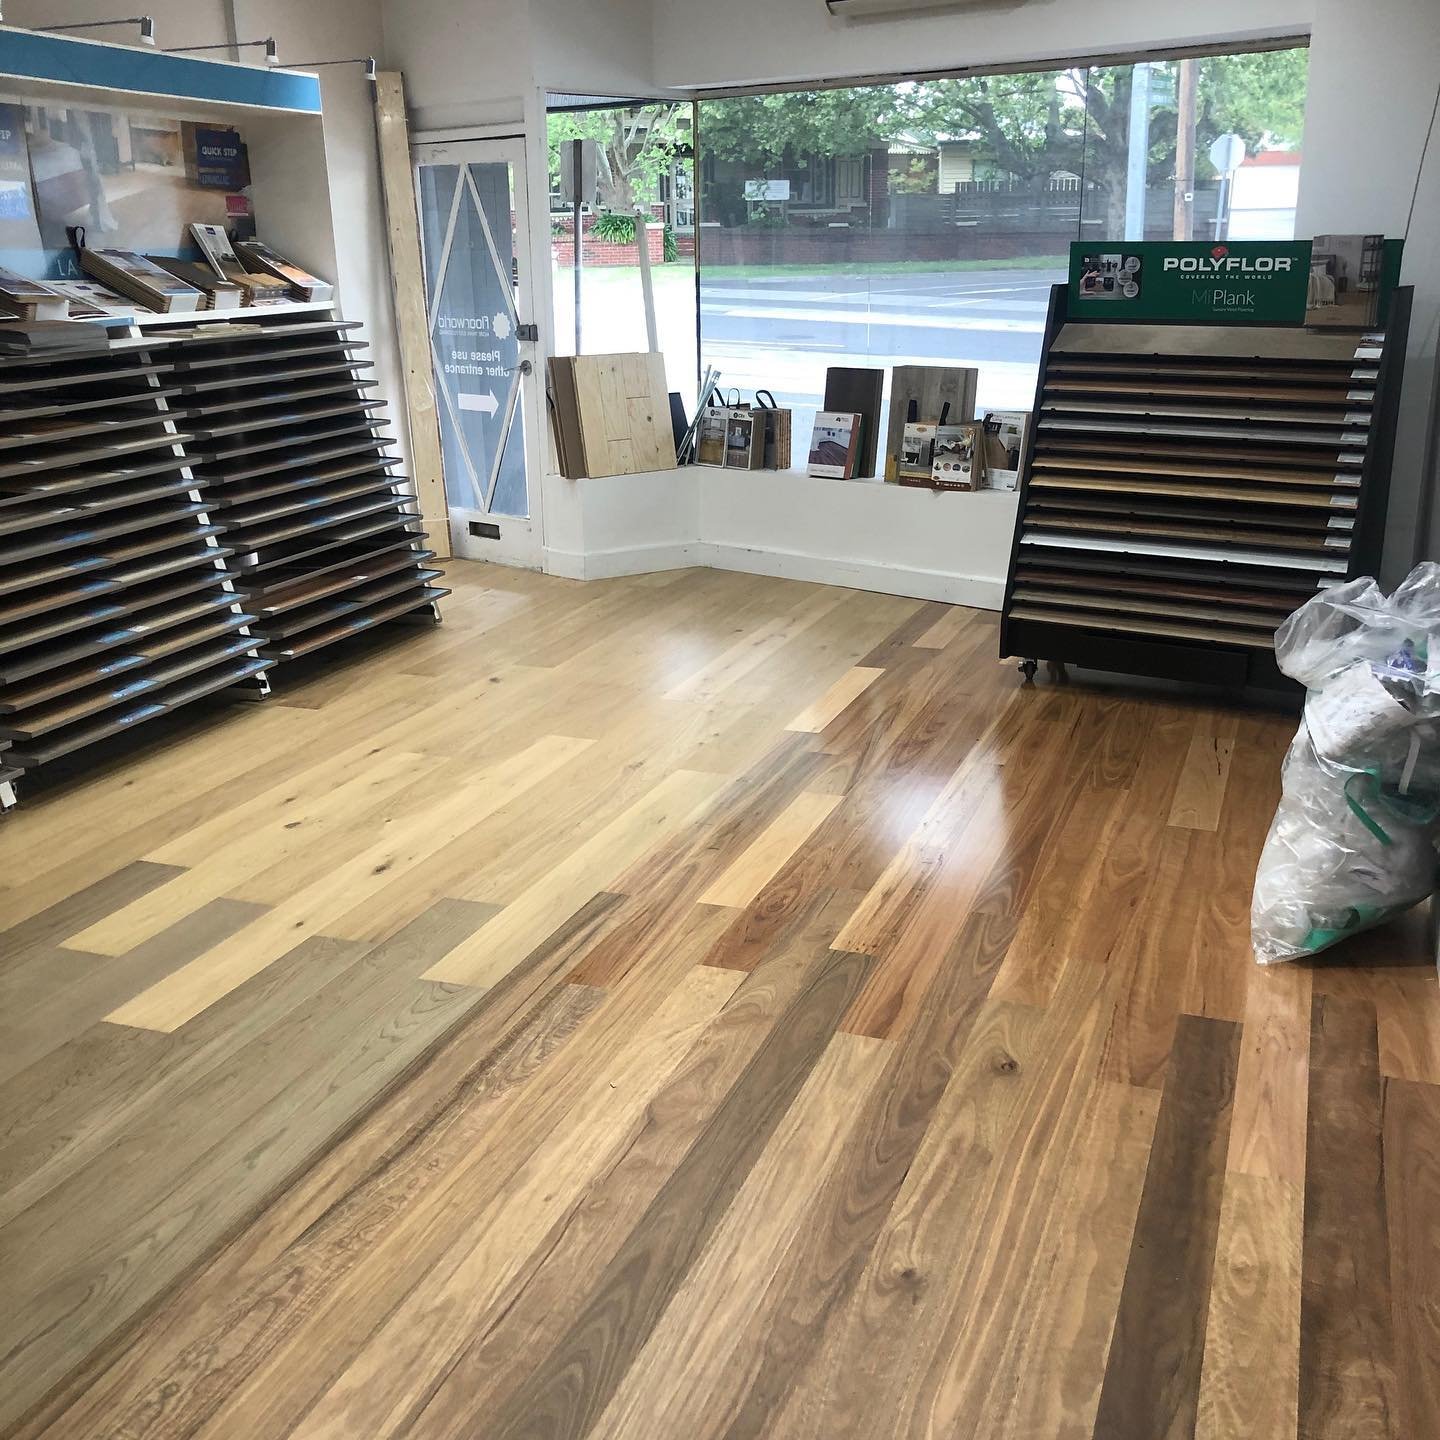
[0, 325, 268, 808]
[999, 283, 1412, 690]
[0, 24, 338, 313]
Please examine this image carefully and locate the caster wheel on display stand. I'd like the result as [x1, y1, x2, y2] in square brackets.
[1019, 659, 1038, 683]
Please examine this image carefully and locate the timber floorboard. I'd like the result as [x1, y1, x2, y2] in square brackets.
[0, 560, 1435, 1440]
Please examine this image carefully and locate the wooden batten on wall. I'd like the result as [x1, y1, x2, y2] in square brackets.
[374, 70, 450, 559]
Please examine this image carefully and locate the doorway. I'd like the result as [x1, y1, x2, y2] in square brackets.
[413, 136, 541, 567]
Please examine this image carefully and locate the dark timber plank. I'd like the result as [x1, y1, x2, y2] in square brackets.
[481, 945, 875, 1440]
[1300, 994, 1398, 1439]
[1382, 1077, 1440, 1440]
[1093, 1013, 1241, 1440]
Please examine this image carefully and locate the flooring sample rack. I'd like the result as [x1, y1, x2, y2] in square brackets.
[0, 306, 446, 809]
[0, 330, 269, 809]
[143, 309, 446, 667]
[999, 286, 1412, 689]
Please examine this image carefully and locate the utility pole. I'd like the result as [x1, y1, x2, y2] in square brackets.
[1123, 62, 1153, 241]
[572, 138, 583, 354]
[1173, 58, 1198, 240]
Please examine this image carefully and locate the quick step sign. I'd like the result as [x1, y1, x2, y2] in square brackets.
[1069, 241, 1312, 325]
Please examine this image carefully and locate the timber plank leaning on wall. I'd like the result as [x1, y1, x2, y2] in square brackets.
[374, 71, 450, 559]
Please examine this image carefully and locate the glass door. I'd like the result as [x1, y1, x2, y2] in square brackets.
[413, 136, 540, 566]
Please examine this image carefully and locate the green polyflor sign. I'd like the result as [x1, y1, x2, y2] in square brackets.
[1068, 241, 1312, 325]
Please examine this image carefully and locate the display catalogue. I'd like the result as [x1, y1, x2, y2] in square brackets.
[189, 222, 290, 305]
[696, 410, 727, 467]
[0, 266, 69, 321]
[148, 257, 244, 310]
[234, 240, 333, 303]
[807, 411, 861, 479]
[80, 249, 203, 313]
[898, 421, 938, 482]
[980, 410, 1030, 490]
[931, 422, 985, 490]
[47, 280, 135, 321]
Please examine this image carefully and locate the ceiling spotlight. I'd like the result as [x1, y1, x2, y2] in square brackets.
[291, 55, 380, 83]
[41, 15, 157, 45]
[163, 36, 277, 65]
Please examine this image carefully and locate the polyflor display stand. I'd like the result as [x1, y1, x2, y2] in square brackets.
[1000, 280, 1412, 690]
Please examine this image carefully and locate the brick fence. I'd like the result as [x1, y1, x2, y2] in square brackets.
[695, 227, 1069, 266]
[551, 215, 665, 267]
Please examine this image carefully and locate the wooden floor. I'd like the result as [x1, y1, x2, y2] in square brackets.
[1, 561, 1436, 1440]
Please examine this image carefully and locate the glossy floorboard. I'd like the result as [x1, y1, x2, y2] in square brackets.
[0, 561, 1436, 1440]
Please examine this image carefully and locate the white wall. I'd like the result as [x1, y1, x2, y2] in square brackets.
[381, 0, 531, 132]
[652, 0, 1314, 90]
[6, 0, 234, 52]
[700, 474, 1016, 607]
[383, 0, 665, 136]
[235, 0, 408, 472]
[1297, 0, 1440, 577]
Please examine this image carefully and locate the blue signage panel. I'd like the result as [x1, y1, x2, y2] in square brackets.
[0, 29, 322, 113]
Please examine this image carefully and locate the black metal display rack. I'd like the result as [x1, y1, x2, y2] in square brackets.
[0, 333, 268, 809]
[0, 306, 446, 810]
[999, 285, 1412, 690]
[148, 310, 446, 666]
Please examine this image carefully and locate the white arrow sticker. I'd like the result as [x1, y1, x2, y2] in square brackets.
[458, 390, 500, 417]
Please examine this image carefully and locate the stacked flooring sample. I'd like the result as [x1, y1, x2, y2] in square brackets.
[0, 309, 445, 804]
[1003, 308, 1408, 687]
[152, 315, 447, 664]
[0, 337, 266, 793]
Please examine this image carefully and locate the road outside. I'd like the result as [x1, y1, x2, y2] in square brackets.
[551, 260, 1064, 471]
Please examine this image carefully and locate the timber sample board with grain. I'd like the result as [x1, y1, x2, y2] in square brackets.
[0, 561, 1435, 1439]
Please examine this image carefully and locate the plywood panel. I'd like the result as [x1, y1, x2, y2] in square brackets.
[568, 352, 676, 477]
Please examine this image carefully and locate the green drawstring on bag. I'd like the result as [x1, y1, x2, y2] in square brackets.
[1300, 899, 1414, 954]
[1343, 767, 1440, 847]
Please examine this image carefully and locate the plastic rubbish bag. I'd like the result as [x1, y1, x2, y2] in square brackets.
[1251, 563, 1440, 963]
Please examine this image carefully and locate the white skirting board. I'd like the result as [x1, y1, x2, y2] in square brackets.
[539, 467, 1016, 610]
[542, 539, 1005, 606]
[542, 541, 703, 581]
[700, 542, 1006, 608]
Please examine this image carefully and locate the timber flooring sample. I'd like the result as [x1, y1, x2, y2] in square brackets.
[550, 352, 677, 477]
[0, 563, 1435, 1440]
[884, 364, 979, 481]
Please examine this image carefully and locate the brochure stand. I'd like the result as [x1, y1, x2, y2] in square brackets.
[999, 283, 1412, 690]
